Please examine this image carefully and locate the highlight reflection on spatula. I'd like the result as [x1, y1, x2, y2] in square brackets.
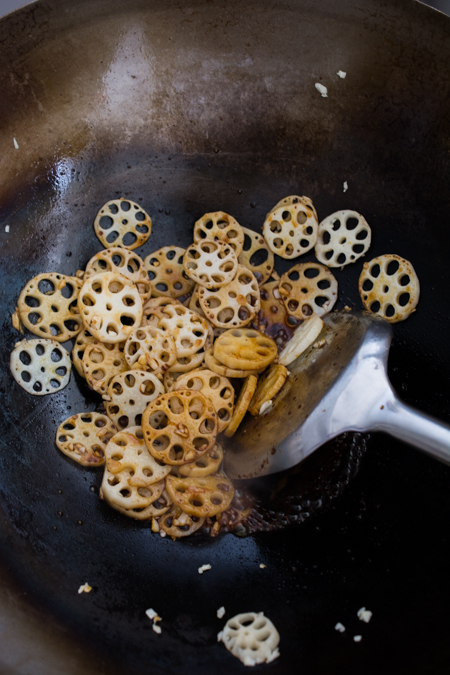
[223, 312, 450, 479]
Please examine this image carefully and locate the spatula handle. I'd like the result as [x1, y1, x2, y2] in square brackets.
[374, 396, 450, 465]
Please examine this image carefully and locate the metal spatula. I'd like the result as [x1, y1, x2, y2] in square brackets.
[223, 312, 450, 479]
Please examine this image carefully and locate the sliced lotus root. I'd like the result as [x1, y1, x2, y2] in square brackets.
[144, 246, 195, 298]
[94, 198, 152, 250]
[198, 265, 260, 329]
[168, 350, 206, 373]
[252, 278, 299, 348]
[263, 201, 318, 259]
[248, 364, 288, 416]
[315, 210, 371, 267]
[78, 271, 143, 343]
[271, 194, 318, 222]
[179, 443, 224, 477]
[104, 370, 165, 429]
[124, 325, 176, 375]
[278, 313, 324, 366]
[193, 211, 244, 256]
[189, 285, 206, 317]
[172, 369, 234, 432]
[82, 341, 128, 396]
[101, 427, 170, 511]
[160, 506, 205, 538]
[10, 338, 71, 395]
[359, 254, 420, 323]
[111, 490, 172, 521]
[145, 304, 209, 358]
[238, 227, 274, 285]
[85, 247, 151, 300]
[218, 612, 280, 667]
[279, 263, 338, 319]
[166, 473, 235, 518]
[163, 370, 184, 391]
[183, 239, 238, 289]
[224, 374, 258, 438]
[56, 412, 116, 467]
[18, 273, 83, 342]
[141, 296, 182, 326]
[141, 389, 218, 466]
[204, 348, 262, 379]
[214, 328, 277, 371]
[72, 329, 97, 378]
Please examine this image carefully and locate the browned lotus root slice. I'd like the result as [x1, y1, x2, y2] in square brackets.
[315, 210, 371, 267]
[198, 265, 260, 329]
[204, 348, 261, 378]
[10, 338, 71, 396]
[179, 443, 224, 477]
[166, 473, 235, 518]
[252, 278, 299, 348]
[172, 369, 234, 432]
[104, 370, 165, 429]
[141, 390, 217, 466]
[144, 246, 195, 298]
[141, 296, 182, 326]
[224, 374, 258, 437]
[101, 427, 170, 511]
[18, 273, 82, 342]
[183, 239, 238, 289]
[271, 194, 318, 222]
[263, 202, 318, 259]
[214, 328, 277, 371]
[112, 490, 172, 521]
[56, 412, 116, 467]
[193, 212, 244, 256]
[248, 364, 288, 416]
[78, 271, 143, 343]
[160, 506, 205, 538]
[189, 285, 206, 317]
[82, 341, 128, 396]
[279, 263, 338, 319]
[124, 325, 176, 375]
[143, 304, 209, 358]
[72, 329, 97, 378]
[84, 247, 151, 301]
[359, 254, 420, 323]
[94, 198, 152, 250]
[238, 227, 274, 285]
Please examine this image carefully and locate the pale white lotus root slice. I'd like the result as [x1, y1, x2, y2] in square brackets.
[56, 412, 117, 467]
[84, 247, 151, 301]
[189, 286, 206, 318]
[160, 506, 205, 538]
[124, 325, 176, 375]
[204, 349, 262, 379]
[238, 227, 274, 285]
[218, 612, 280, 667]
[141, 389, 218, 465]
[224, 374, 258, 438]
[193, 211, 245, 256]
[271, 194, 318, 222]
[82, 341, 128, 396]
[214, 328, 277, 372]
[172, 369, 234, 433]
[104, 370, 165, 429]
[141, 296, 182, 326]
[315, 210, 371, 267]
[145, 304, 209, 358]
[248, 364, 288, 416]
[144, 246, 195, 299]
[10, 338, 71, 395]
[94, 198, 152, 250]
[18, 273, 83, 342]
[179, 443, 224, 477]
[101, 427, 170, 511]
[263, 201, 318, 259]
[198, 265, 260, 329]
[359, 254, 420, 323]
[183, 239, 238, 289]
[166, 473, 235, 518]
[253, 278, 299, 348]
[72, 329, 97, 378]
[278, 313, 324, 366]
[279, 263, 338, 319]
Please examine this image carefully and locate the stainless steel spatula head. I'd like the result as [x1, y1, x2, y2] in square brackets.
[223, 312, 450, 479]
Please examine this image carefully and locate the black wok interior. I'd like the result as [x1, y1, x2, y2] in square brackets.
[0, 0, 450, 672]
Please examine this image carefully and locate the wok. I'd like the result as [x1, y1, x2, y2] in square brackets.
[0, 0, 450, 673]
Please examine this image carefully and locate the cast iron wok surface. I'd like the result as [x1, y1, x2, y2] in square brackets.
[0, 0, 450, 673]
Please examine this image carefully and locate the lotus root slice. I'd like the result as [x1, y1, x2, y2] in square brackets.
[94, 198, 152, 249]
[279, 263, 338, 319]
[193, 211, 244, 256]
[56, 412, 116, 467]
[315, 210, 371, 267]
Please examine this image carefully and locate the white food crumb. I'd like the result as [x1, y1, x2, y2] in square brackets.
[343, 181, 348, 192]
[198, 564, 212, 574]
[217, 606, 226, 619]
[273, 288, 281, 299]
[260, 564, 266, 569]
[354, 635, 362, 642]
[13, 137, 19, 150]
[315, 83, 328, 97]
[5, 225, 10, 233]
[78, 583, 92, 594]
[145, 608, 158, 620]
[152, 624, 162, 634]
[159, 530, 166, 538]
[337, 70, 347, 79]
[334, 622, 346, 632]
[357, 607, 373, 623]
[259, 400, 273, 415]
